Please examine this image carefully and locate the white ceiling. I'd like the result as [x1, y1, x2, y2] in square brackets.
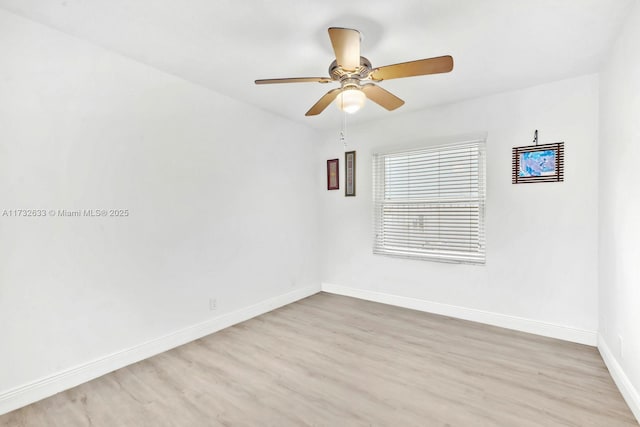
[0, 0, 633, 129]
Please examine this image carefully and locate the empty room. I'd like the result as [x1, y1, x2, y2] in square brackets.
[0, 0, 639, 426]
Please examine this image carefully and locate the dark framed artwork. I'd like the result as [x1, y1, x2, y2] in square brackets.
[512, 142, 564, 184]
[345, 151, 356, 196]
[327, 159, 339, 190]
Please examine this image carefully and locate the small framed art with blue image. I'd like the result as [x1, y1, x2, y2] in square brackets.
[512, 142, 564, 184]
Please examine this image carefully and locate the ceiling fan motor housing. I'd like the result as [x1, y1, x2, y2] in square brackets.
[329, 56, 372, 83]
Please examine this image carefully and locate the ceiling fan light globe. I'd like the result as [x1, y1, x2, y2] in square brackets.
[335, 88, 366, 114]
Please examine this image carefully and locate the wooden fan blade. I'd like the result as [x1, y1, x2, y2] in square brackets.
[370, 55, 454, 81]
[305, 88, 342, 116]
[362, 84, 404, 111]
[255, 77, 332, 85]
[328, 27, 361, 72]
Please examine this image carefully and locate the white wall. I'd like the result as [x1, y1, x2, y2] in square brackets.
[0, 9, 321, 408]
[318, 74, 600, 341]
[598, 0, 640, 419]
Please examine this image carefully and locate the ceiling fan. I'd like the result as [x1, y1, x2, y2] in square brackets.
[255, 27, 454, 116]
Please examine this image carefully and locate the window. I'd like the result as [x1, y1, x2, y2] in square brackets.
[373, 139, 486, 264]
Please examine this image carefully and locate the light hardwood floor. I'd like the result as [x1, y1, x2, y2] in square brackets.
[1, 292, 637, 426]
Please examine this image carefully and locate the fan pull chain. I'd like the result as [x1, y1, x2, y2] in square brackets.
[340, 109, 347, 148]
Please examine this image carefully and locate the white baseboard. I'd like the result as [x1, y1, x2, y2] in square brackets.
[598, 334, 640, 423]
[0, 285, 320, 416]
[321, 283, 597, 346]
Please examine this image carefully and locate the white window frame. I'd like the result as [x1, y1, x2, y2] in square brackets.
[372, 139, 486, 264]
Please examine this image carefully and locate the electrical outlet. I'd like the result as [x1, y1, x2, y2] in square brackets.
[209, 298, 217, 311]
[619, 335, 624, 359]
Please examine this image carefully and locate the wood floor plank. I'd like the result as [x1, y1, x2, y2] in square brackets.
[1, 292, 637, 426]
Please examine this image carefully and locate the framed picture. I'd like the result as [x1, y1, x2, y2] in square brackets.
[327, 159, 339, 190]
[345, 151, 356, 196]
[512, 142, 564, 184]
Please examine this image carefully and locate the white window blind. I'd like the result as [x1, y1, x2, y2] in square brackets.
[373, 140, 486, 264]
